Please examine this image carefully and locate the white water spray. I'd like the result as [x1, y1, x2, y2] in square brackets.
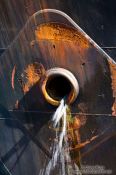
[40, 99, 81, 175]
[44, 99, 67, 175]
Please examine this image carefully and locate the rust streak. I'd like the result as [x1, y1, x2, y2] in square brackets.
[35, 23, 89, 48]
[109, 60, 116, 116]
[22, 62, 45, 94]
[11, 65, 16, 90]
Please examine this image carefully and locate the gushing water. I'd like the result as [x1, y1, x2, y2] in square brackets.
[40, 99, 81, 175]
[44, 99, 67, 175]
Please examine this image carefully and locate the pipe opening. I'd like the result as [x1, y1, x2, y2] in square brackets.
[42, 68, 79, 106]
[46, 75, 72, 101]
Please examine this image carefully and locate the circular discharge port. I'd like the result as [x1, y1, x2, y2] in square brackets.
[42, 68, 79, 106]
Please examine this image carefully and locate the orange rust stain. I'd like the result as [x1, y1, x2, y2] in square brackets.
[22, 62, 45, 94]
[11, 65, 16, 90]
[35, 23, 90, 68]
[66, 114, 87, 156]
[35, 23, 89, 49]
[73, 115, 87, 129]
[69, 135, 98, 150]
[108, 60, 116, 116]
[112, 103, 116, 116]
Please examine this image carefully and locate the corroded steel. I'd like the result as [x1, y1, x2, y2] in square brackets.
[0, 9, 116, 175]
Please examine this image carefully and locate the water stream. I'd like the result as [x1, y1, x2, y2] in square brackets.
[40, 99, 81, 175]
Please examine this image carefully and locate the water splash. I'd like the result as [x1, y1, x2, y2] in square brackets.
[40, 99, 81, 175]
[44, 99, 67, 175]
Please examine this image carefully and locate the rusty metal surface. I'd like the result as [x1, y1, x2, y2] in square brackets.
[0, 0, 116, 50]
[0, 5, 116, 175]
